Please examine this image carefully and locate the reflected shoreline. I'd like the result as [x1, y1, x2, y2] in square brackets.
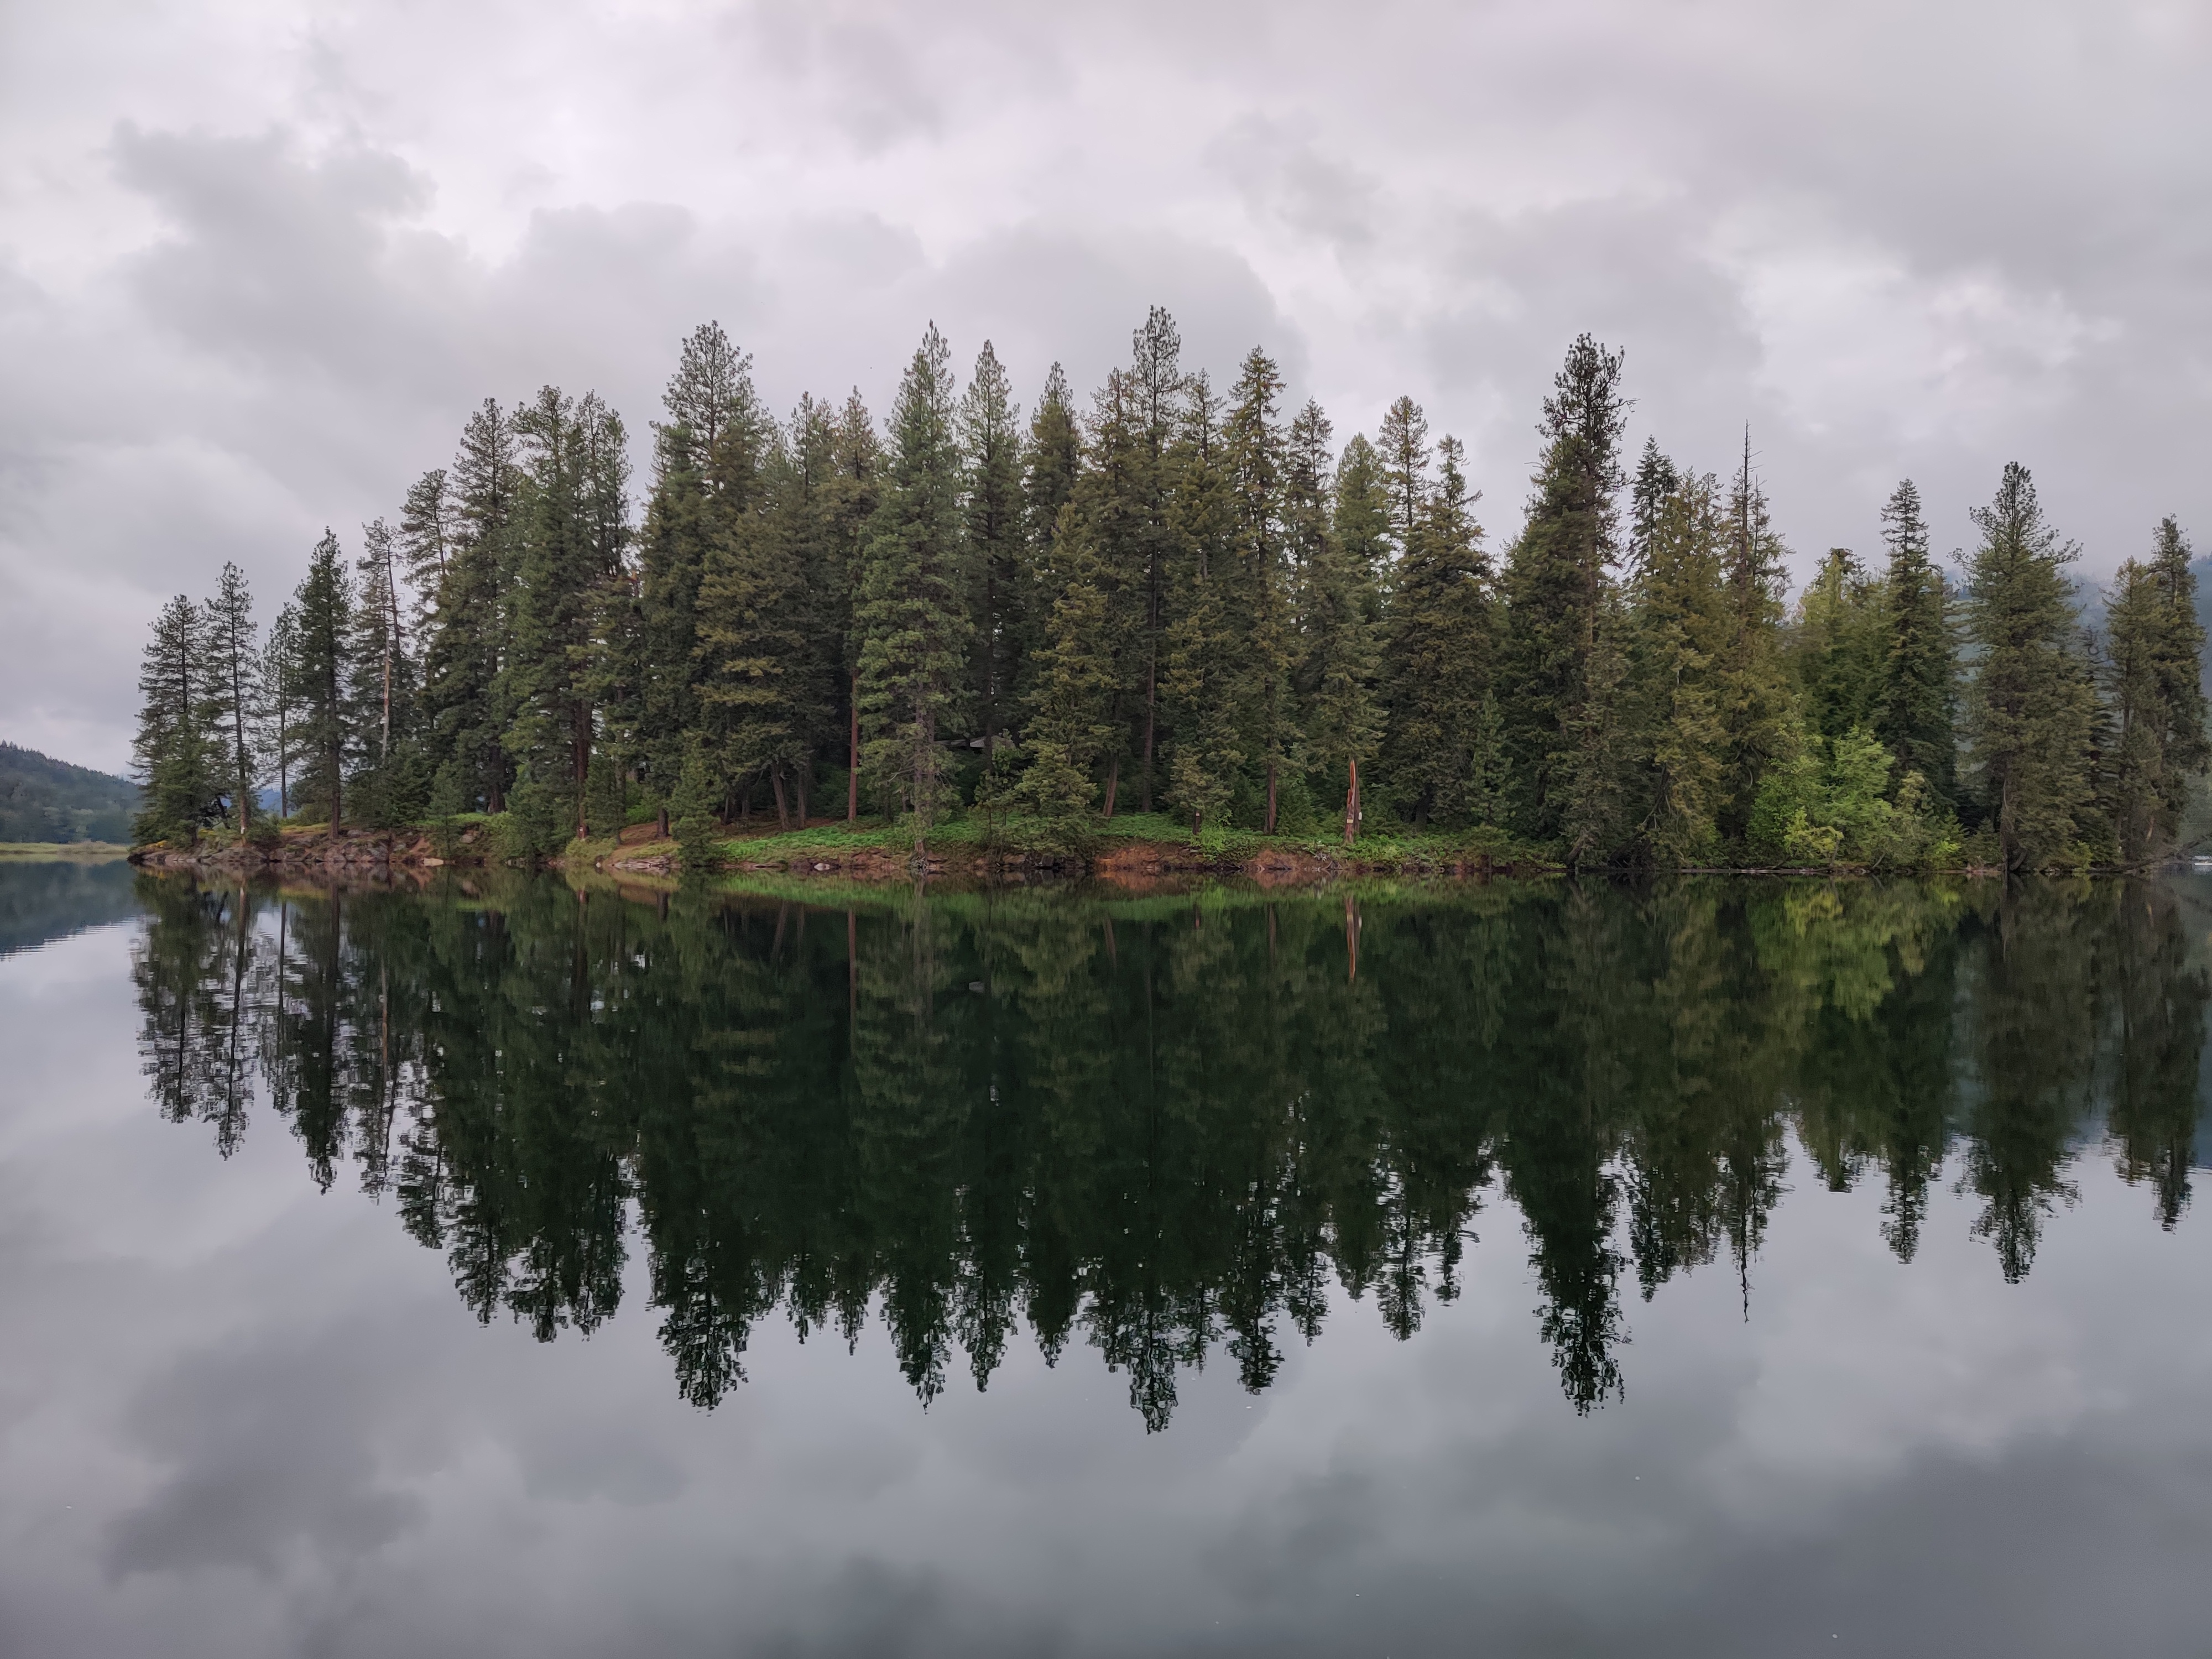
[127, 870, 2209, 1425]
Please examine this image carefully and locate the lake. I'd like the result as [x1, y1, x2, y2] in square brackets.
[2, 863, 2209, 1657]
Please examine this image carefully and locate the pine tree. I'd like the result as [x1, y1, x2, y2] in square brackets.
[857, 325, 970, 849]
[1875, 479, 1957, 804]
[1715, 431, 1797, 838]
[962, 342, 1027, 774]
[1294, 409, 1383, 843]
[1130, 308, 1185, 811]
[696, 422, 811, 828]
[1224, 347, 1296, 831]
[1379, 432, 1497, 826]
[639, 325, 764, 808]
[397, 469, 453, 636]
[1018, 507, 1118, 830]
[420, 399, 519, 811]
[132, 594, 217, 845]
[201, 561, 260, 836]
[1629, 474, 1730, 859]
[350, 518, 425, 827]
[1628, 437, 1681, 570]
[284, 530, 354, 829]
[1792, 547, 1887, 742]
[262, 602, 299, 818]
[1161, 373, 1241, 832]
[1500, 335, 1630, 843]
[2104, 518, 2209, 863]
[506, 388, 631, 836]
[1963, 463, 2095, 870]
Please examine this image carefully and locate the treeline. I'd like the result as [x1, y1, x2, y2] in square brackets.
[0, 742, 138, 844]
[135, 875, 2204, 1421]
[132, 314, 2210, 869]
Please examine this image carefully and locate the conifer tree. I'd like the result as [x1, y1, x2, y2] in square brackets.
[1294, 409, 1383, 842]
[1963, 463, 2095, 869]
[1225, 347, 1296, 830]
[1062, 370, 1149, 815]
[857, 325, 970, 849]
[262, 602, 299, 818]
[202, 561, 261, 836]
[1874, 479, 1956, 804]
[1018, 510, 1118, 830]
[132, 594, 217, 844]
[639, 325, 763, 807]
[696, 422, 810, 828]
[961, 342, 1027, 773]
[1130, 308, 1185, 811]
[420, 399, 519, 810]
[1715, 432, 1797, 837]
[1500, 335, 1630, 843]
[1629, 474, 1730, 859]
[284, 531, 354, 829]
[1629, 437, 1681, 570]
[2103, 518, 2209, 862]
[1162, 374, 1241, 831]
[1791, 547, 1887, 741]
[349, 518, 424, 826]
[397, 469, 453, 635]
[1379, 432, 1498, 826]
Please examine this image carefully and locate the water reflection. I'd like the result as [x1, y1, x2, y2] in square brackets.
[130, 873, 2207, 1424]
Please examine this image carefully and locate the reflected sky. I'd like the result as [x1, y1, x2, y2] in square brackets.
[0, 872, 2208, 1657]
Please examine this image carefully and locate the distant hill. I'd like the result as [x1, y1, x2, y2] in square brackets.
[0, 743, 138, 843]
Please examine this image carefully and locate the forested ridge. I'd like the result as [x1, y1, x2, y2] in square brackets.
[130, 314, 2211, 872]
[0, 742, 137, 844]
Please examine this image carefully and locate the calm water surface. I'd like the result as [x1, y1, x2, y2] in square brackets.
[2, 864, 2209, 1657]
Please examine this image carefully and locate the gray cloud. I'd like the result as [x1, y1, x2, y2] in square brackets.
[3, 0, 2209, 770]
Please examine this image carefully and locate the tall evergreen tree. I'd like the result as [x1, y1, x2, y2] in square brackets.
[1293, 408, 1383, 842]
[1963, 463, 2095, 870]
[1130, 308, 1185, 811]
[1500, 335, 1630, 845]
[1379, 430, 1498, 826]
[350, 518, 424, 826]
[284, 530, 354, 829]
[1224, 347, 1296, 831]
[1874, 479, 1956, 803]
[857, 325, 970, 849]
[1715, 432, 1796, 838]
[132, 594, 217, 845]
[1162, 374, 1241, 832]
[639, 325, 764, 808]
[696, 417, 810, 828]
[962, 342, 1027, 775]
[1628, 437, 1681, 570]
[421, 399, 519, 811]
[1791, 547, 1887, 742]
[202, 561, 260, 836]
[2103, 518, 2210, 862]
[262, 602, 299, 818]
[1629, 473, 1730, 859]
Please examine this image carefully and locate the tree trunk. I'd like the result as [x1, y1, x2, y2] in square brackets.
[1141, 654, 1156, 813]
[1265, 760, 1277, 834]
[847, 672, 859, 822]
[1103, 754, 1118, 819]
[771, 766, 790, 832]
[1344, 757, 1360, 848]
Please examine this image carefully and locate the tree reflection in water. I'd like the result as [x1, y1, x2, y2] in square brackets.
[132, 873, 2208, 1425]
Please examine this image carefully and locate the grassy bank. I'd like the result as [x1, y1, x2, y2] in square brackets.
[0, 841, 131, 860]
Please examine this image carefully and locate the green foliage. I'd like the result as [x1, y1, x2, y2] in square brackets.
[1963, 463, 2097, 871]
[163, 307, 2204, 875]
[1, 743, 138, 844]
[132, 593, 218, 845]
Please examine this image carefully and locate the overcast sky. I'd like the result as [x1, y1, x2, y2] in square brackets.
[3, 0, 2208, 775]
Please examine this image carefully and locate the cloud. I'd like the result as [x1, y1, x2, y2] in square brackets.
[3, 0, 2210, 770]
